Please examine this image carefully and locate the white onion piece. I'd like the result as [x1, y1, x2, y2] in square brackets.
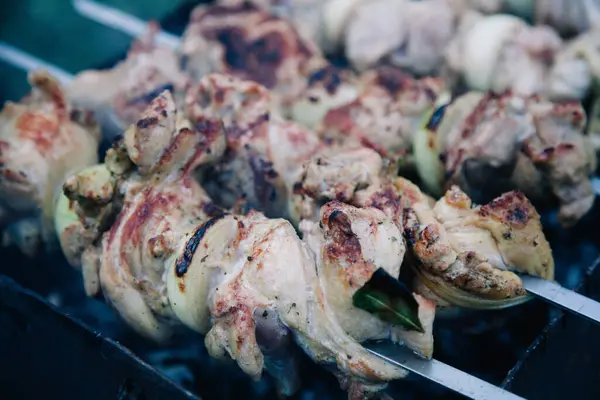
[462, 14, 524, 91]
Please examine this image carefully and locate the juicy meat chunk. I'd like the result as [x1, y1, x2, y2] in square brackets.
[68, 24, 189, 138]
[0, 70, 100, 256]
[293, 147, 554, 305]
[415, 90, 595, 226]
[57, 90, 431, 399]
[301, 201, 435, 359]
[180, 2, 323, 108]
[184, 73, 323, 219]
[445, 12, 563, 97]
[317, 66, 445, 160]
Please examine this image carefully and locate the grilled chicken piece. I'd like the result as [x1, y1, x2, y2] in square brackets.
[291, 146, 386, 224]
[347, 0, 462, 74]
[180, 2, 324, 109]
[300, 201, 435, 359]
[216, 0, 325, 49]
[184, 73, 324, 219]
[445, 12, 563, 96]
[0, 70, 100, 256]
[68, 23, 190, 138]
[293, 147, 554, 306]
[414, 90, 595, 227]
[56, 90, 431, 399]
[56, 91, 228, 339]
[317, 67, 445, 160]
[504, 0, 600, 37]
[401, 181, 554, 305]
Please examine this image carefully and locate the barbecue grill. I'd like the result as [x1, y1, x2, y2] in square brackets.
[2, 1, 600, 399]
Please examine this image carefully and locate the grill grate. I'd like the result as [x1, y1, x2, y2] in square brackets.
[2, 1, 600, 399]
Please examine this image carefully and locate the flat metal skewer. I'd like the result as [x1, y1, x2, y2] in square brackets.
[0, 42, 73, 85]
[521, 275, 600, 325]
[72, 0, 180, 50]
[366, 343, 526, 400]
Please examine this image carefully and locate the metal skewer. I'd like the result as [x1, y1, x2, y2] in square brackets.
[366, 343, 526, 400]
[72, 0, 180, 50]
[521, 275, 600, 325]
[0, 42, 73, 85]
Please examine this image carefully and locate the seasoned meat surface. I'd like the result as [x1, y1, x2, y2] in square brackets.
[0, 70, 100, 256]
[68, 24, 189, 138]
[180, 2, 323, 108]
[317, 67, 445, 160]
[415, 90, 595, 226]
[56, 90, 434, 399]
[293, 147, 554, 304]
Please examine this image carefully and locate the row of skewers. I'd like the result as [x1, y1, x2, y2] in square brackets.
[2, 1, 600, 399]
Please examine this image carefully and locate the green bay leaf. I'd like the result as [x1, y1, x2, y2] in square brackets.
[352, 268, 424, 333]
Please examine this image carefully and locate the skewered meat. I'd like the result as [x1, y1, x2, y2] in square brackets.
[184, 73, 324, 219]
[220, 0, 501, 74]
[314, 66, 446, 160]
[180, 2, 324, 109]
[55, 90, 433, 399]
[292, 147, 555, 307]
[504, 0, 600, 37]
[445, 12, 563, 97]
[68, 23, 190, 138]
[216, 0, 325, 49]
[301, 201, 435, 358]
[413, 91, 596, 227]
[345, 0, 460, 74]
[184, 70, 442, 222]
[0, 70, 100, 257]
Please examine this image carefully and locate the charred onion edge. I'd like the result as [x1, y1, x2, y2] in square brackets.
[174, 212, 228, 277]
[411, 265, 533, 310]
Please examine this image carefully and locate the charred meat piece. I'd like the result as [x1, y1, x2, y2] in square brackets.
[184, 73, 324, 219]
[413, 90, 595, 227]
[316, 66, 445, 160]
[180, 2, 324, 109]
[399, 180, 554, 306]
[55, 91, 431, 399]
[68, 23, 190, 138]
[301, 201, 435, 359]
[216, 0, 325, 49]
[0, 70, 100, 257]
[293, 147, 555, 308]
[224, 0, 489, 75]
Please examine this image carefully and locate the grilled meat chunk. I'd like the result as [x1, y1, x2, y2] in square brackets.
[0, 70, 100, 256]
[316, 67, 445, 160]
[68, 24, 190, 138]
[445, 12, 563, 96]
[301, 201, 435, 359]
[180, 2, 323, 109]
[293, 147, 554, 306]
[414, 90, 595, 227]
[56, 90, 432, 399]
[184, 73, 324, 219]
